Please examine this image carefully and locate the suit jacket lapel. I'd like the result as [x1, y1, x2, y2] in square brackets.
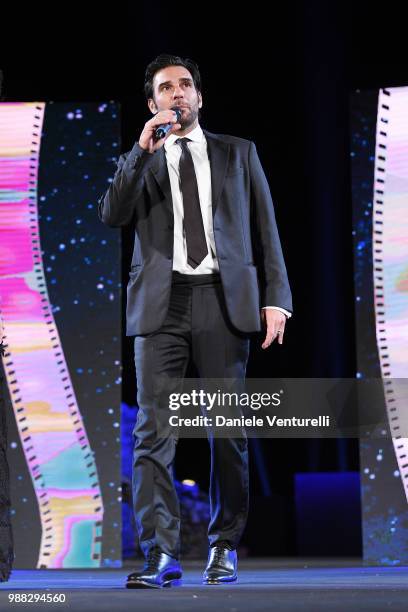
[149, 147, 173, 218]
[204, 130, 230, 217]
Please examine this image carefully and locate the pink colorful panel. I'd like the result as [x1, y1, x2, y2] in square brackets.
[373, 88, 408, 502]
[0, 102, 103, 567]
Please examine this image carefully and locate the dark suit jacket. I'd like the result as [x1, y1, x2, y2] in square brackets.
[98, 129, 292, 336]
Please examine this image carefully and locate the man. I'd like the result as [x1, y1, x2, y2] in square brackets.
[0, 315, 13, 582]
[98, 54, 292, 588]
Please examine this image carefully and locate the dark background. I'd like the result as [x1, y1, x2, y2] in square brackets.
[2, 0, 407, 556]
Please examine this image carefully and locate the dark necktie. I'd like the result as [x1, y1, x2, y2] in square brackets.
[176, 137, 208, 269]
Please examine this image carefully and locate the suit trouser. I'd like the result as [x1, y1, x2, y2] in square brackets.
[132, 272, 250, 559]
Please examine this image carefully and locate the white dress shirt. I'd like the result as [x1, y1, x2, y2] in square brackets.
[164, 124, 291, 319]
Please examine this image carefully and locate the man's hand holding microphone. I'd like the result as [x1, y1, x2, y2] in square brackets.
[138, 109, 181, 154]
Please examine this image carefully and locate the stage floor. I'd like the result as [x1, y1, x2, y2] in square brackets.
[1, 558, 408, 611]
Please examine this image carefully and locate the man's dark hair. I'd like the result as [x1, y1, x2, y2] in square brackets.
[144, 54, 202, 101]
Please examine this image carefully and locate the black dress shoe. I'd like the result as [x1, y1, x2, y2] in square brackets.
[126, 547, 182, 589]
[203, 542, 237, 584]
[0, 564, 11, 582]
[0, 549, 13, 582]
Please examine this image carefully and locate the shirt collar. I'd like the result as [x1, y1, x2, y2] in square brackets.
[164, 123, 204, 151]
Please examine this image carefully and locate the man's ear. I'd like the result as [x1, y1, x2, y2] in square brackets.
[148, 98, 157, 115]
[198, 92, 203, 109]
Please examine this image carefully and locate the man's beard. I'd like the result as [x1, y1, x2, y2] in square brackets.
[179, 106, 199, 130]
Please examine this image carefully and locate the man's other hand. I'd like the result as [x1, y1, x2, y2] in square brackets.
[260, 309, 286, 349]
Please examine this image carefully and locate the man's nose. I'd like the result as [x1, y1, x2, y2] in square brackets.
[173, 85, 184, 98]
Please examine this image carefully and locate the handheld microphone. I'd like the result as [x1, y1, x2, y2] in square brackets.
[154, 107, 182, 141]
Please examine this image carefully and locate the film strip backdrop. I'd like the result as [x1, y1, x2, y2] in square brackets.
[373, 89, 408, 489]
[0, 102, 121, 567]
[351, 87, 408, 565]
